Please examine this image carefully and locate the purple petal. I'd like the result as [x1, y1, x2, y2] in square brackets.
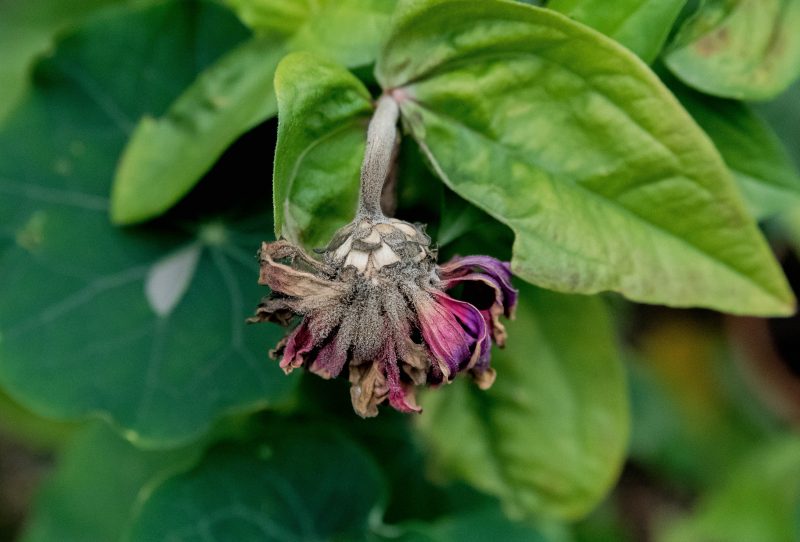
[279, 320, 314, 374]
[439, 255, 517, 318]
[309, 336, 348, 379]
[432, 291, 491, 373]
[413, 292, 472, 379]
[439, 256, 517, 348]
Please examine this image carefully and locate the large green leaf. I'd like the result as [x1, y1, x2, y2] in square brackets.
[664, 0, 800, 100]
[0, 1, 296, 448]
[223, 0, 395, 68]
[110, 0, 394, 226]
[377, 0, 794, 316]
[0, 0, 135, 124]
[126, 426, 385, 541]
[658, 436, 800, 542]
[668, 77, 800, 219]
[548, 0, 687, 62]
[110, 38, 285, 225]
[272, 52, 372, 249]
[21, 423, 201, 542]
[415, 284, 629, 520]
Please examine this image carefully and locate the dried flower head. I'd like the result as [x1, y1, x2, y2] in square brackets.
[250, 95, 517, 417]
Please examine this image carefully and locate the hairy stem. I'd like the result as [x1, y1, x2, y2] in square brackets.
[357, 94, 400, 220]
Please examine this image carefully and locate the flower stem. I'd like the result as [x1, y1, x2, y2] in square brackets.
[357, 94, 400, 220]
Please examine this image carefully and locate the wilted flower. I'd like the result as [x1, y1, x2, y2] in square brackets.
[250, 95, 517, 417]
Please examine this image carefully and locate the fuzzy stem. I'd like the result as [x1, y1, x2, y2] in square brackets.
[357, 94, 400, 220]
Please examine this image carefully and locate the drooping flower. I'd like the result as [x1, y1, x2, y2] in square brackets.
[249, 94, 517, 417]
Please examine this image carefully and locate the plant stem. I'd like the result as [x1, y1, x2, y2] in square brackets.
[357, 94, 400, 220]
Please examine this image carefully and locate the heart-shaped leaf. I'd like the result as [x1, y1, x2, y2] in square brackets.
[664, 0, 800, 100]
[272, 52, 373, 249]
[415, 284, 629, 520]
[126, 425, 385, 541]
[0, 0, 296, 448]
[377, 0, 794, 316]
[0, 0, 131, 124]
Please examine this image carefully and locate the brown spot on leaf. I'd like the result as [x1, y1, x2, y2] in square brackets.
[695, 26, 730, 57]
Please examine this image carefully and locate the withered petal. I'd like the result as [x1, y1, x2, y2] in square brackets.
[258, 241, 346, 298]
[309, 336, 348, 380]
[263, 239, 335, 275]
[471, 366, 497, 390]
[384, 341, 422, 414]
[431, 291, 491, 373]
[412, 290, 471, 380]
[279, 320, 314, 374]
[349, 361, 388, 418]
[441, 272, 508, 347]
[398, 338, 429, 386]
[439, 255, 517, 318]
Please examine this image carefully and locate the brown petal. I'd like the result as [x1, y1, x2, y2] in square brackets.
[263, 240, 334, 275]
[257, 241, 345, 298]
[349, 362, 388, 418]
[471, 367, 497, 390]
[399, 338, 429, 386]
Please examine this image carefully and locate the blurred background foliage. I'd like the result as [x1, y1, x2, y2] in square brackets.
[1, 0, 800, 541]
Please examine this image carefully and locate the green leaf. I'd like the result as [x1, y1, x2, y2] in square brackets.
[757, 79, 800, 170]
[110, 38, 285, 225]
[126, 425, 385, 541]
[21, 422, 201, 542]
[223, 0, 395, 67]
[437, 191, 492, 248]
[0, 1, 296, 448]
[0, 387, 77, 452]
[664, 0, 800, 100]
[377, 0, 794, 316]
[667, 76, 800, 219]
[548, 0, 687, 62]
[110, 0, 394, 226]
[415, 283, 629, 520]
[272, 52, 372, 249]
[0, 0, 133, 124]
[796, 504, 800, 541]
[658, 436, 800, 542]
